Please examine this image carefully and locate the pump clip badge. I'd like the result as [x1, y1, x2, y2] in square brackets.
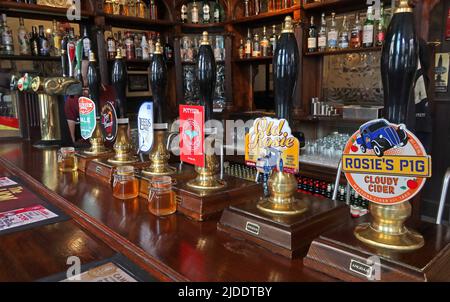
[137, 102, 154, 153]
[342, 118, 432, 205]
[245, 117, 299, 174]
[100, 101, 118, 142]
[78, 97, 96, 140]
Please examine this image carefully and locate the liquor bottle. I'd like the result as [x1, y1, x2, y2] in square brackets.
[213, 0, 220, 23]
[338, 15, 349, 49]
[202, 0, 211, 23]
[191, 1, 199, 24]
[252, 34, 261, 57]
[136, 0, 146, 18]
[270, 25, 277, 55]
[0, 15, 4, 55]
[238, 39, 245, 59]
[244, 0, 250, 17]
[245, 29, 252, 58]
[113, 0, 121, 15]
[51, 20, 62, 57]
[1, 14, 14, 55]
[163, 36, 173, 62]
[118, 31, 126, 57]
[150, 0, 158, 20]
[125, 31, 135, 60]
[18, 18, 31, 56]
[363, 6, 374, 47]
[307, 16, 317, 53]
[135, 34, 143, 60]
[142, 34, 150, 60]
[81, 26, 91, 59]
[273, 16, 299, 122]
[327, 12, 337, 50]
[128, 0, 137, 17]
[350, 12, 362, 48]
[104, 0, 113, 14]
[254, 0, 260, 15]
[317, 13, 327, 52]
[120, 0, 128, 15]
[38, 25, 50, 56]
[375, 4, 385, 47]
[107, 32, 117, 60]
[381, 0, 418, 126]
[148, 32, 155, 60]
[261, 26, 270, 57]
[181, 3, 188, 23]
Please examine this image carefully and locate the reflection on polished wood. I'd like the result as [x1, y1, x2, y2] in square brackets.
[0, 141, 335, 281]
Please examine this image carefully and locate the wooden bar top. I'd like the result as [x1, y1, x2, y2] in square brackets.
[0, 141, 336, 282]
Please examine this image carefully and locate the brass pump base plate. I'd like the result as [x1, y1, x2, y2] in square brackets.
[141, 166, 177, 176]
[257, 198, 309, 216]
[186, 178, 227, 191]
[354, 223, 425, 251]
[83, 149, 110, 156]
[107, 157, 138, 165]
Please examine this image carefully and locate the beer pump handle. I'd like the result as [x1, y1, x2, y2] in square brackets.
[67, 41, 76, 78]
[87, 51, 101, 116]
[150, 42, 167, 124]
[196, 31, 216, 122]
[111, 49, 127, 118]
[75, 39, 84, 82]
[273, 16, 299, 123]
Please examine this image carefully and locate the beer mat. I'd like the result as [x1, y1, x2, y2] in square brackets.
[0, 176, 18, 188]
[38, 254, 159, 282]
[0, 203, 69, 237]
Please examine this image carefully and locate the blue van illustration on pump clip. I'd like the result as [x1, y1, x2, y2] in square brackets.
[356, 119, 409, 157]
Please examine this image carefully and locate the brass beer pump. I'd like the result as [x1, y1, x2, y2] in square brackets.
[256, 16, 305, 215]
[108, 49, 137, 164]
[84, 51, 109, 155]
[354, 0, 424, 251]
[142, 42, 176, 176]
[186, 31, 226, 190]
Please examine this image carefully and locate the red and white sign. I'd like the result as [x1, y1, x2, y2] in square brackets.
[179, 105, 205, 167]
[0, 177, 17, 188]
[0, 205, 58, 232]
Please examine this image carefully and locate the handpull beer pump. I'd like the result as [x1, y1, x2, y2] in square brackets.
[186, 31, 226, 190]
[142, 42, 176, 176]
[256, 16, 304, 215]
[84, 51, 108, 155]
[108, 49, 137, 164]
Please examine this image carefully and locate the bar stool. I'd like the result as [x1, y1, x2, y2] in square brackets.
[436, 167, 450, 225]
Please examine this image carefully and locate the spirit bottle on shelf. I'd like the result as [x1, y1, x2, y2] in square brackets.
[104, 0, 113, 14]
[120, 0, 128, 15]
[261, 26, 270, 57]
[245, 29, 252, 58]
[238, 39, 245, 59]
[317, 13, 327, 52]
[18, 17, 31, 56]
[148, 32, 155, 60]
[307, 15, 317, 53]
[375, 4, 385, 46]
[81, 26, 91, 59]
[128, 0, 137, 17]
[350, 12, 362, 48]
[136, 0, 146, 18]
[252, 34, 261, 57]
[135, 34, 143, 60]
[1, 14, 14, 55]
[164, 36, 174, 62]
[270, 25, 277, 55]
[51, 20, 62, 57]
[213, 0, 221, 23]
[113, 0, 121, 15]
[363, 5, 374, 47]
[30, 26, 39, 56]
[181, 3, 188, 23]
[191, 0, 199, 24]
[150, 0, 158, 20]
[254, 0, 260, 15]
[327, 12, 337, 51]
[244, 0, 250, 17]
[38, 25, 50, 56]
[107, 32, 117, 60]
[202, 0, 211, 23]
[125, 31, 135, 60]
[338, 15, 349, 49]
[142, 33, 150, 60]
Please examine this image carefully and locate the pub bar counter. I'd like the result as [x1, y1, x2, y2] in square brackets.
[1, 0, 450, 282]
